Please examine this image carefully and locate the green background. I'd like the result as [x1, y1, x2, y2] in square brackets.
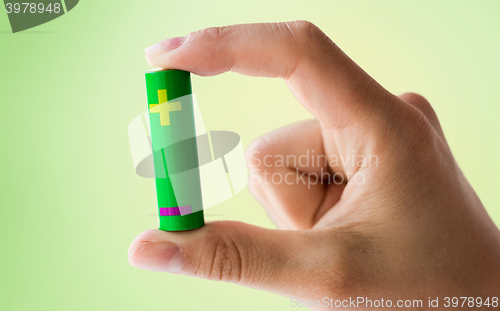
[1, 0, 499, 310]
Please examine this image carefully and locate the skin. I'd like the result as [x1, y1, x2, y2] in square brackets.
[129, 21, 500, 310]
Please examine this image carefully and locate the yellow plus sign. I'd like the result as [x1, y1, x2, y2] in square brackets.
[149, 89, 182, 126]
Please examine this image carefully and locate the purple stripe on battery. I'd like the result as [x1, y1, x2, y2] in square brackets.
[160, 206, 192, 216]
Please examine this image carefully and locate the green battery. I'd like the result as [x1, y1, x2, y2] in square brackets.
[145, 69, 205, 231]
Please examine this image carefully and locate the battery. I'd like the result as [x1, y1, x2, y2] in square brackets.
[145, 69, 205, 231]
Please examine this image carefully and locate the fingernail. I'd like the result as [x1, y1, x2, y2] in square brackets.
[145, 36, 185, 58]
[129, 241, 183, 273]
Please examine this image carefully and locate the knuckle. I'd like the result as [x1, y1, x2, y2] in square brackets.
[290, 20, 315, 36]
[406, 105, 435, 136]
[393, 104, 439, 154]
[245, 136, 273, 169]
[196, 26, 228, 41]
[288, 20, 329, 47]
[401, 92, 433, 112]
[195, 228, 245, 283]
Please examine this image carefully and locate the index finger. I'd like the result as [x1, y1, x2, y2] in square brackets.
[145, 21, 401, 129]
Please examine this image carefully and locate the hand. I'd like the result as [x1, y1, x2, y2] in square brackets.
[129, 21, 500, 308]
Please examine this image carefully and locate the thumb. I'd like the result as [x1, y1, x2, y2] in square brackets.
[128, 221, 322, 294]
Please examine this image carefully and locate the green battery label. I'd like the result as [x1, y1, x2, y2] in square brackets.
[145, 69, 204, 231]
